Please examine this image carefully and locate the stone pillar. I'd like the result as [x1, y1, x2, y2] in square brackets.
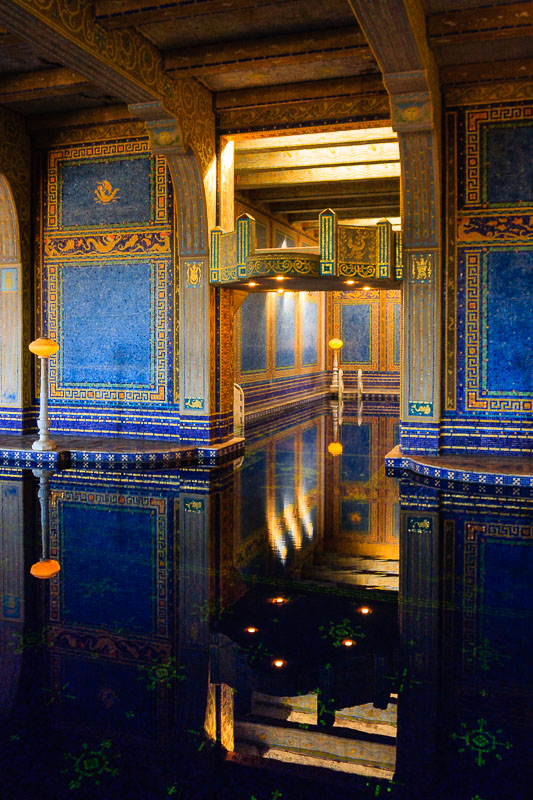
[131, 102, 234, 445]
[346, 0, 443, 455]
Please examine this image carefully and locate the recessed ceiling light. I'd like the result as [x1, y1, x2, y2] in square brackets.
[248, 281, 257, 287]
[275, 276, 285, 281]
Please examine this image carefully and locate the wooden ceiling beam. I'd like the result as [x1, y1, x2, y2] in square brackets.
[441, 56, 533, 85]
[216, 75, 384, 111]
[267, 194, 400, 214]
[429, 1, 533, 45]
[235, 161, 401, 189]
[95, 0, 293, 28]
[26, 103, 135, 131]
[247, 177, 401, 202]
[284, 205, 400, 222]
[165, 28, 373, 75]
[235, 141, 400, 171]
[0, 67, 91, 102]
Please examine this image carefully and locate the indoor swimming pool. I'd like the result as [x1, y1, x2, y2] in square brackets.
[1, 401, 531, 800]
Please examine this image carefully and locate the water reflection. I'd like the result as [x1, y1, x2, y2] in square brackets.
[0, 402, 531, 800]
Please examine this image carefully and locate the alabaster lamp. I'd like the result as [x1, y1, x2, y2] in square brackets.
[328, 338, 343, 393]
[28, 337, 59, 451]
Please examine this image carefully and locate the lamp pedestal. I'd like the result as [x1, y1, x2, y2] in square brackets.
[330, 350, 339, 393]
[32, 355, 56, 451]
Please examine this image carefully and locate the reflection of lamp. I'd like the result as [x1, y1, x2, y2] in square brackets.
[30, 469, 60, 580]
[328, 397, 343, 455]
[328, 338, 343, 394]
[28, 337, 59, 451]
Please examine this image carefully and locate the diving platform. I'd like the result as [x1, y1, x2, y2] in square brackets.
[210, 210, 403, 292]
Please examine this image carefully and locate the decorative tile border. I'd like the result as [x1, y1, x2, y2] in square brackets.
[0, 437, 243, 470]
[386, 445, 533, 490]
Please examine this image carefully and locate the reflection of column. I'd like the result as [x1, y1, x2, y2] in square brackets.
[396, 481, 441, 797]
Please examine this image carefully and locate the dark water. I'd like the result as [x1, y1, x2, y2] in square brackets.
[1, 401, 532, 800]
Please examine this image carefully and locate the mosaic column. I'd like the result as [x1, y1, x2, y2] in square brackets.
[392, 93, 442, 454]
[132, 102, 233, 445]
[346, 1, 443, 455]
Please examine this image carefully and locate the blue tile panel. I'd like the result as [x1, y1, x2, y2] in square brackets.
[301, 299, 318, 365]
[61, 261, 153, 386]
[60, 155, 152, 228]
[341, 304, 371, 364]
[485, 250, 532, 394]
[275, 293, 295, 369]
[240, 293, 267, 373]
[393, 302, 401, 367]
[41, 138, 183, 441]
[485, 124, 533, 206]
[442, 100, 533, 456]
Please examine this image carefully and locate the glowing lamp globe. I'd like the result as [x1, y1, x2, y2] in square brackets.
[328, 442, 343, 456]
[29, 337, 59, 358]
[328, 338, 343, 350]
[30, 559, 61, 579]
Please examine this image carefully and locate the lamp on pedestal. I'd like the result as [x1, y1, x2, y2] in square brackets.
[328, 338, 343, 394]
[28, 337, 59, 452]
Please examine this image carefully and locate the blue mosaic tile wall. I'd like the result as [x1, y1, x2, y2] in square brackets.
[331, 289, 401, 391]
[444, 100, 533, 454]
[301, 299, 318, 366]
[240, 293, 267, 373]
[341, 304, 371, 363]
[236, 292, 326, 410]
[61, 261, 153, 385]
[275, 293, 296, 369]
[41, 137, 179, 440]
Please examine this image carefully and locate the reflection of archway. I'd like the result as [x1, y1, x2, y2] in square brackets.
[0, 174, 23, 418]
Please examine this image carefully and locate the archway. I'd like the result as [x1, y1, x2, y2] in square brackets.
[0, 174, 24, 427]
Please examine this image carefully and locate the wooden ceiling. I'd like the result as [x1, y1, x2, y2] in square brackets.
[0, 0, 532, 231]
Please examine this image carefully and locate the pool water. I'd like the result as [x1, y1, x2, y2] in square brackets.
[0, 401, 531, 800]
